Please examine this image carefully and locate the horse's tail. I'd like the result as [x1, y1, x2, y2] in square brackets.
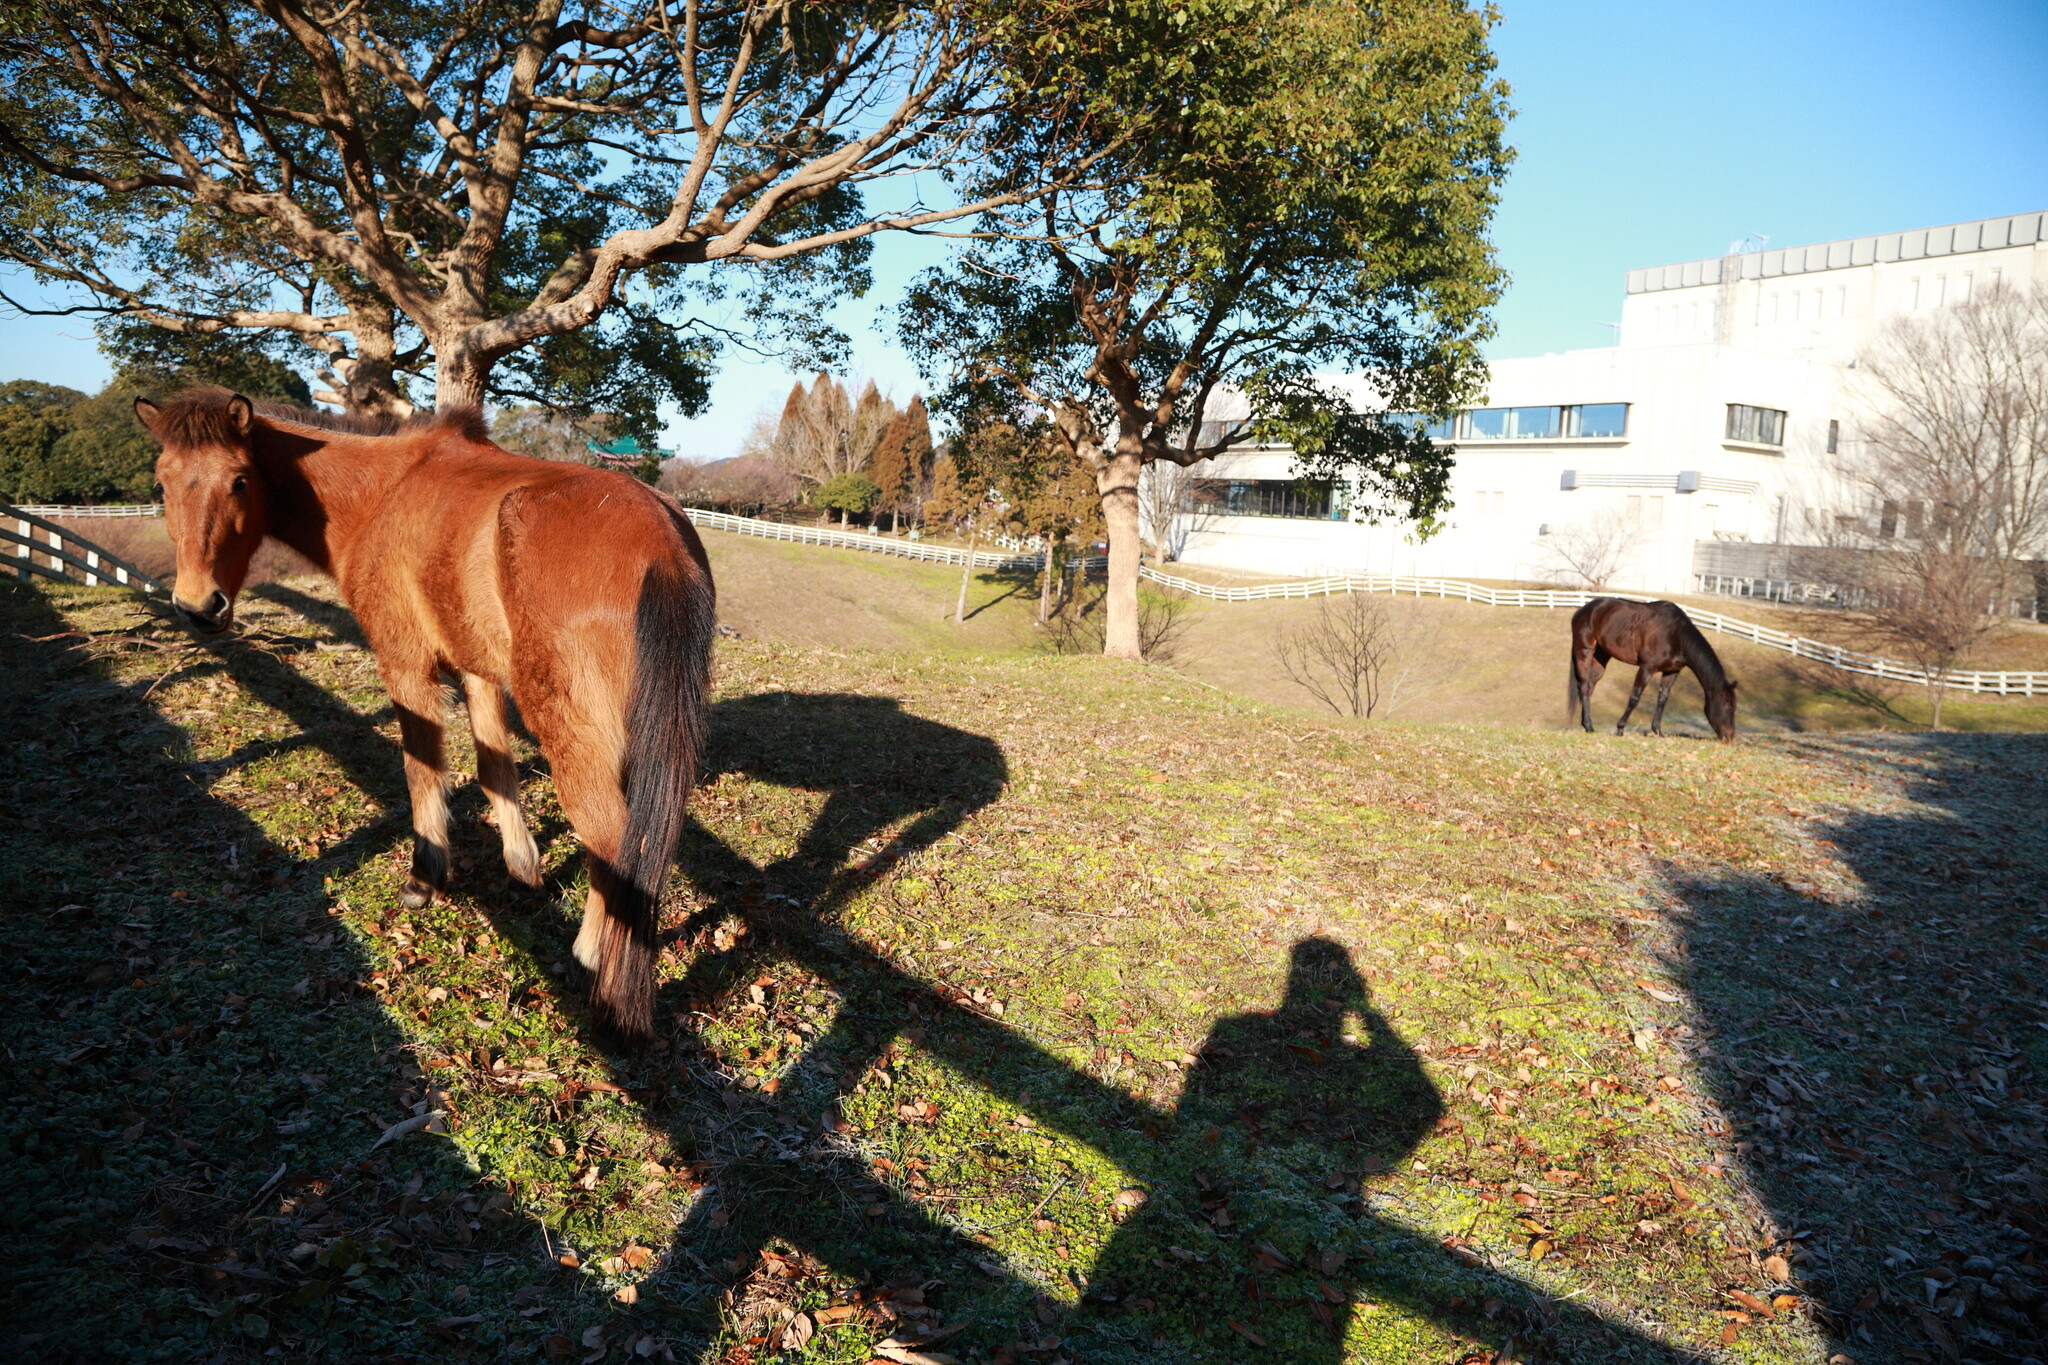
[590, 557, 715, 1044]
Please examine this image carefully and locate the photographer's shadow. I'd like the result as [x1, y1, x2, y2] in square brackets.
[1076, 938, 1441, 1360]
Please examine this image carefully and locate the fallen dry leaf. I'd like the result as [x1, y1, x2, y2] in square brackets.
[1763, 1253, 1791, 1282]
[1726, 1289, 1773, 1317]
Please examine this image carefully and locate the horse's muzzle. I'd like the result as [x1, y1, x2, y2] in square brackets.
[173, 590, 234, 635]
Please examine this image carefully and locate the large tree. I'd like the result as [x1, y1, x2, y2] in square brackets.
[902, 0, 1511, 659]
[0, 0, 1104, 426]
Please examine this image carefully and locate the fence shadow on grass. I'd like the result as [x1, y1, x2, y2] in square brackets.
[618, 690, 1709, 1363]
[1660, 733, 2048, 1364]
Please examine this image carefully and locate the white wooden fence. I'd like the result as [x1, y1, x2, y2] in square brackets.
[685, 508, 2048, 698]
[3, 503, 167, 595]
[11, 503, 164, 518]
[679, 507, 1051, 570]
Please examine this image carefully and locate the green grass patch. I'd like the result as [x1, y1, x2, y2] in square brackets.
[6, 575, 2046, 1364]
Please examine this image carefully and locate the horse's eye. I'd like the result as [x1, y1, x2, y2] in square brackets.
[231, 474, 248, 494]
[151, 481, 165, 500]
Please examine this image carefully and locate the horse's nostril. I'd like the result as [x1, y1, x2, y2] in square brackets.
[206, 591, 230, 618]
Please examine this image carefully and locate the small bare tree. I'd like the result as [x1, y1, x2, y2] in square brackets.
[1821, 282, 2048, 726]
[1138, 460, 1204, 564]
[1276, 592, 1397, 717]
[1539, 505, 1645, 590]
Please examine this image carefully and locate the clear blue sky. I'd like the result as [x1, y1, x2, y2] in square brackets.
[2, 0, 2042, 459]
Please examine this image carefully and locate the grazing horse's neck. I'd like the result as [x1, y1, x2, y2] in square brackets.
[250, 423, 429, 575]
[1679, 622, 1728, 695]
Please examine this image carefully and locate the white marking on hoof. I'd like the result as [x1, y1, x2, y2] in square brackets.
[572, 908, 603, 971]
[504, 826, 542, 888]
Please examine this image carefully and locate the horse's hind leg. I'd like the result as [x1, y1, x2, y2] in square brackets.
[549, 749, 630, 975]
[1615, 666, 1651, 735]
[512, 675, 630, 974]
[1650, 672, 1678, 736]
[462, 672, 541, 887]
[384, 666, 454, 908]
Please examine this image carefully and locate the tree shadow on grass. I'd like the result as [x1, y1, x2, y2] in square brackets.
[0, 580, 590, 1363]
[617, 690, 1711, 1363]
[960, 568, 1040, 621]
[1659, 732, 2048, 1363]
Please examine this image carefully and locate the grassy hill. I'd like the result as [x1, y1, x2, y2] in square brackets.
[694, 529, 2048, 735]
[5, 547, 2047, 1365]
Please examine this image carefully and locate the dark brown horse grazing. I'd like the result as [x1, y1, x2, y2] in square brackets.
[1568, 597, 1737, 741]
[134, 389, 715, 1045]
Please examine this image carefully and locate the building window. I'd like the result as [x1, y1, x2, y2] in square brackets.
[1826, 419, 1839, 454]
[1726, 404, 1787, 446]
[1567, 403, 1629, 438]
[1192, 479, 1347, 521]
[1879, 500, 1897, 539]
[1382, 413, 1454, 440]
[1195, 418, 1247, 446]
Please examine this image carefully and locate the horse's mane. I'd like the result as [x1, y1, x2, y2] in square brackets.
[146, 386, 488, 447]
[1674, 612, 1732, 693]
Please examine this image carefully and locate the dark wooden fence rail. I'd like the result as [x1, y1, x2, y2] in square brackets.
[2, 503, 167, 596]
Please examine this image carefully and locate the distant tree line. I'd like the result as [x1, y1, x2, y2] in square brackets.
[670, 372, 939, 529]
[0, 342, 308, 503]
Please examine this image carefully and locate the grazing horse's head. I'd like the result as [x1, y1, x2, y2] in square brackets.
[133, 392, 267, 635]
[1706, 678, 1739, 742]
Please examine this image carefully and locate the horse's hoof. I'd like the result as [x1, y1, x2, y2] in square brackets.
[400, 877, 437, 908]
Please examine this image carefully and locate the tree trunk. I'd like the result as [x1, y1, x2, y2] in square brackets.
[1097, 446, 1145, 660]
[840, 508, 849, 529]
[956, 523, 979, 624]
[1039, 541, 1054, 623]
[433, 344, 490, 411]
[335, 301, 414, 418]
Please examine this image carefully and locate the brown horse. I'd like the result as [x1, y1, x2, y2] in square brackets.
[1567, 597, 1737, 741]
[134, 389, 715, 1044]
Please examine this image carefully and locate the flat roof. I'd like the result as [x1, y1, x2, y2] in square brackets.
[1625, 210, 2045, 295]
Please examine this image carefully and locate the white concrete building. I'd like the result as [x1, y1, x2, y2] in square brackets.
[1168, 210, 2048, 596]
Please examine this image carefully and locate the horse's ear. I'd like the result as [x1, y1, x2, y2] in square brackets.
[225, 394, 255, 436]
[133, 397, 164, 439]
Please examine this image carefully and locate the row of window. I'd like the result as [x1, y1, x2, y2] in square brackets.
[1195, 404, 1805, 479]
[1386, 403, 1631, 442]
[1190, 479, 1349, 521]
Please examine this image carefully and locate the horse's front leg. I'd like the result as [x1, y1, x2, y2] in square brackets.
[463, 672, 541, 888]
[1615, 666, 1651, 735]
[1651, 672, 1678, 736]
[385, 667, 454, 908]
